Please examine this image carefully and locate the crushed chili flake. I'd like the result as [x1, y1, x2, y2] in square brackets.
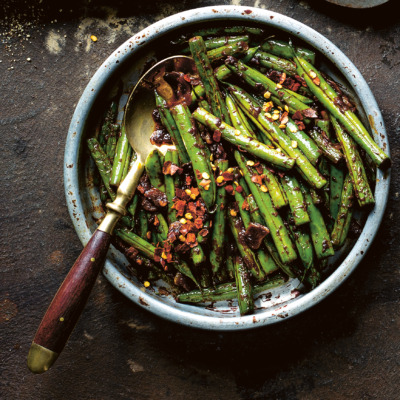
[313, 77, 320, 86]
[153, 215, 160, 227]
[194, 218, 203, 230]
[236, 185, 243, 193]
[255, 164, 263, 174]
[279, 72, 286, 85]
[195, 169, 203, 180]
[154, 247, 163, 263]
[213, 129, 222, 142]
[242, 199, 249, 210]
[186, 232, 196, 244]
[199, 179, 211, 187]
[190, 187, 200, 198]
[199, 228, 209, 237]
[173, 199, 186, 217]
[251, 175, 264, 185]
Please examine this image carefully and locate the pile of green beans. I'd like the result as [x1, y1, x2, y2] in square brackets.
[87, 27, 389, 316]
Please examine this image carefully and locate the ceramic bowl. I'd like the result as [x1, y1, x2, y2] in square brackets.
[64, 6, 390, 330]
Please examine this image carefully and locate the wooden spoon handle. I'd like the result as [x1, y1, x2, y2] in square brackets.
[27, 229, 112, 373]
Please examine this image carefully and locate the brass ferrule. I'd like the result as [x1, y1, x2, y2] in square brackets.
[27, 342, 59, 374]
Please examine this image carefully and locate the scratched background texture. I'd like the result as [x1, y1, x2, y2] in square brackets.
[0, 0, 399, 399]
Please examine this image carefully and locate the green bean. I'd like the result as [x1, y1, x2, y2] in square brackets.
[280, 174, 310, 226]
[110, 125, 131, 187]
[210, 159, 229, 274]
[294, 56, 390, 168]
[235, 151, 297, 265]
[331, 116, 374, 208]
[228, 84, 327, 189]
[331, 173, 354, 248]
[177, 275, 286, 303]
[155, 92, 190, 164]
[87, 138, 116, 201]
[189, 36, 231, 123]
[164, 149, 179, 224]
[308, 128, 343, 164]
[207, 40, 250, 63]
[301, 183, 335, 259]
[193, 107, 295, 170]
[261, 39, 316, 64]
[145, 148, 166, 193]
[285, 119, 321, 165]
[234, 255, 254, 315]
[227, 205, 265, 281]
[171, 103, 216, 210]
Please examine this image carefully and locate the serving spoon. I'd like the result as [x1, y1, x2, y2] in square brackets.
[27, 55, 195, 374]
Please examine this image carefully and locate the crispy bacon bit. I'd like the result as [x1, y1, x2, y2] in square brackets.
[280, 111, 289, 125]
[242, 199, 249, 210]
[225, 185, 235, 195]
[244, 222, 270, 250]
[295, 120, 306, 131]
[302, 108, 318, 118]
[221, 171, 234, 181]
[141, 198, 158, 212]
[144, 187, 167, 208]
[292, 110, 304, 121]
[251, 175, 264, 185]
[213, 129, 222, 142]
[126, 247, 139, 259]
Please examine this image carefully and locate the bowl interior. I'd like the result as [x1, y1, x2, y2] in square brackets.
[65, 7, 390, 330]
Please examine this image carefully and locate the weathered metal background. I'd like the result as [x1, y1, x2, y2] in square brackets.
[1, 0, 399, 399]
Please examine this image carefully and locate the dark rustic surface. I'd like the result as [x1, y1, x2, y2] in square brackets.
[1, 1, 399, 399]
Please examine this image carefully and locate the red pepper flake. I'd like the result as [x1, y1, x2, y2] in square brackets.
[187, 201, 197, 214]
[251, 175, 263, 185]
[213, 129, 222, 142]
[313, 76, 321, 86]
[199, 228, 209, 237]
[236, 185, 243, 193]
[255, 164, 263, 174]
[195, 169, 203, 180]
[185, 176, 192, 186]
[222, 171, 234, 181]
[154, 215, 160, 227]
[279, 72, 286, 85]
[242, 199, 249, 210]
[194, 218, 203, 230]
[225, 185, 235, 195]
[190, 187, 200, 198]
[183, 74, 191, 82]
[186, 232, 196, 244]
[173, 199, 186, 216]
